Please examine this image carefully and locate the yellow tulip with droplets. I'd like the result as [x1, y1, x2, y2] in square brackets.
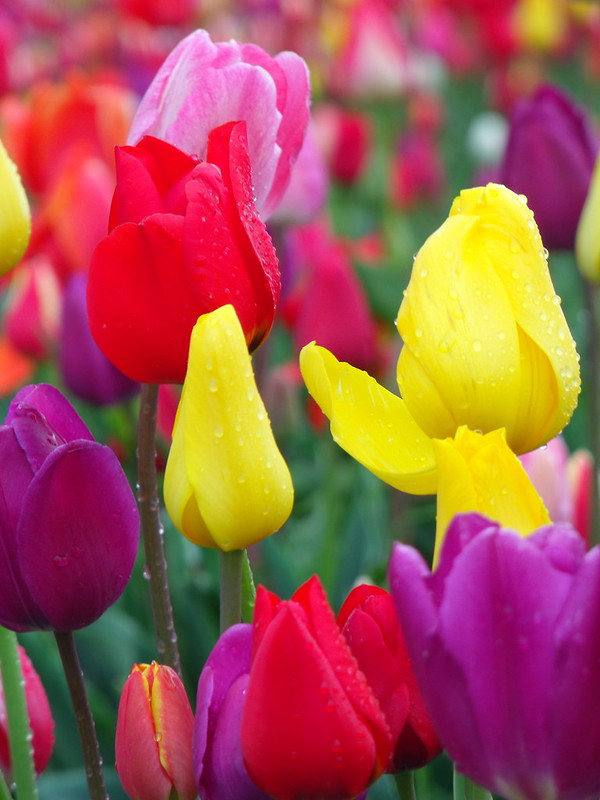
[397, 183, 579, 455]
[164, 304, 294, 551]
[0, 138, 30, 275]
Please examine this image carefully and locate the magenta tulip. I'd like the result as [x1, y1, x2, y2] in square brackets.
[0, 383, 139, 631]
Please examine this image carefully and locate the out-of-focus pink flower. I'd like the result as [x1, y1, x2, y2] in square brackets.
[4, 254, 61, 360]
[116, 0, 198, 26]
[127, 28, 311, 220]
[0, 646, 54, 778]
[313, 104, 371, 185]
[282, 222, 378, 372]
[391, 129, 446, 209]
[327, 0, 411, 99]
[520, 436, 593, 546]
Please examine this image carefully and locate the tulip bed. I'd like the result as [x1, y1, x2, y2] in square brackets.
[1, 3, 600, 800]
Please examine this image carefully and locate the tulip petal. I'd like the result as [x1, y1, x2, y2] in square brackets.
[7, 383, 94, 446]
[18, 441, 139, 630]
[433, 427, 550, 563]
[165, 305, 293, 550]
[0, 138, 31, 275]
[300, 343, 437, 494]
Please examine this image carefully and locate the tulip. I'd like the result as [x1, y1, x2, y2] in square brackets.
[576, 151, 600, 283]
[87, 123, 280, 384]
[0, 137, 30, 276]
[116, 662, 196, 800]
[396, 183, 580, 455]
[241, 576, 392, 800]
[0, 645, 54, 778]
[338, 585, 441, 772]
[389, 513, 600, 800]
[59, 274, 139, 406]
[164, 304, 293, 551]
[127, 28, 310, 220]
[0, 383, 139, 631]
[496, 84, 598, 251]
[194, 623, 269, 800]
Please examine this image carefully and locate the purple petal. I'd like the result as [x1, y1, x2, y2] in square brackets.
[0, 427, 45, 631]
[18, 441, 139, 630]
[551, 547, 600, 799]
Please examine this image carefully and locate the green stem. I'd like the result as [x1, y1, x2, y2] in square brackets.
[0, 627, 38, 800]
[0, 771, 12, 800]
[395, 770, 417, 800]
[137, 383, 182, 677]
[54, 632, 107, 800]
[453, 767, 493, 800]
[219, 549, 244, 633]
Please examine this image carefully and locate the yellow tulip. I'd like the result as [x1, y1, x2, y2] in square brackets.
[576, 152, 600, 283]
[397, 183, 579, 454]
[164, 304, 294, 551]
[0, 138, 30, 275]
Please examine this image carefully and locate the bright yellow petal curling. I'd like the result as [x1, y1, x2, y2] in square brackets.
[397, 183, 580, 454]
[0, 139, 30, 275]
[576, 152, 600, 283]
[164, 305, 294, 551]
[433, 427, 550, 565]
[299, 342, 437, 494]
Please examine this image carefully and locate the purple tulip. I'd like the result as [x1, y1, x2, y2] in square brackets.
[193, 624, 269, 800]
[389, 513, 600, 800]
[496, 83, 598, 251]
[59, 274, 139, 406]
[0, 383, 139, 632]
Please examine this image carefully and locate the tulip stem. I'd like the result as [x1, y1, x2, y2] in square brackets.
[219, 549, 244, 633]
[395, 770, 417, 800]
[453, 768, 493, 800]
[54, 631, 108, 800]
[0, 627, 39, 800]
[137, 382, 182, 677]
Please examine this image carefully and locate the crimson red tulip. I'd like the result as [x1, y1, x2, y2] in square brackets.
[338, 584, 442, 772]
[241, 576, 392, 800]
[87, 121, 280, 384]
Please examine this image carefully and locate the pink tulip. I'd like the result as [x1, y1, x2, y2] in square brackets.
[127, 29, 311, 220]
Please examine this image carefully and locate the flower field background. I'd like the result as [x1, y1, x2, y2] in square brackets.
[1, 1, 600, 798]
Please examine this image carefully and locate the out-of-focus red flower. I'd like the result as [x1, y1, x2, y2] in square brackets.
[116, 0, 198, 26]
[241, 575, 392, 800]
[338, 584, 442, 772]
[313, 104, 371, 185]
[87, 123, 280, 384]
[0, 645, 54, 778]
[391, 129, 446, 209]
[116, 662, 196, 800]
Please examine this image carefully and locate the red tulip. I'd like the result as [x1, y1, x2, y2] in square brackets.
[115, 662, 196, 800]
[338, 585, 442, 772]
[241, 575, 392, 800]
[87, 121, 280, 383]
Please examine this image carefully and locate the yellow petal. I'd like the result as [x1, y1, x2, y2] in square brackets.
[397, 183, 579, 454]
[433, 426, 550, 564]
[299, 342, 437, 494]
[576, 152, 600, 283]
[0, 139, 30, 275]
[164, 304, 294, 551]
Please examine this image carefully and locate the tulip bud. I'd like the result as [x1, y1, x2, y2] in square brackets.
[164, 304, 293, 551]
[397, 183, 580, 455]
[0, 646, 54, 778]
[241, 576, 392, 800]
[338, 585, 441, 772]
[576, 151, 600, 283]
[0, 137, 30, 275]
[116, 662, 196, 800]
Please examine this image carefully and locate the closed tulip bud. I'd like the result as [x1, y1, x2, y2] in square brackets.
[241, 576, 392, 800]
[0, 383, 139, 631]
[116, 662, 196, 800]
[576, 151, 600, 283]
[0, 646, 54, 778]
[338, 585, 441, 772]
[164, 304, 293, 551]
[0, 137, 30, 275]
[397, 183, 580, 455]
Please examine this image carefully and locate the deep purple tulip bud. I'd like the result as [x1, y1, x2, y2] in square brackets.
[497, 83, 598, 251]
[59, 274, 139, 406]
[0, 383, 139, 631]
[193, 624, 269, 800]
[390, 512, 600, 800]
